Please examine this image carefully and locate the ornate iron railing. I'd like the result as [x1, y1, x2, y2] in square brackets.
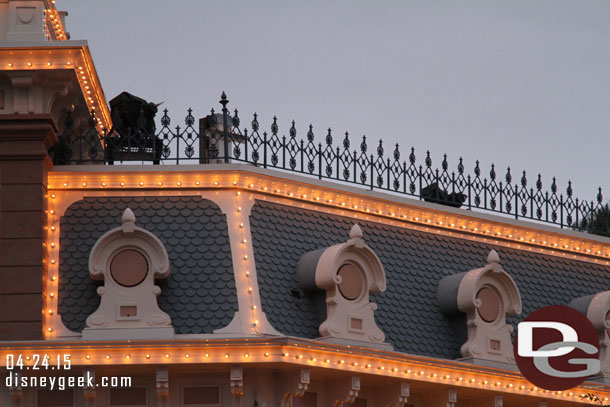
[52, 92, 610, 236]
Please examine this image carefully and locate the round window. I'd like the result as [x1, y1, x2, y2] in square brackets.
[476, 286, 501, 323]
[110, 249, 148, 287]
[337, 264, 364, 301]
[605, 311, 610, 338]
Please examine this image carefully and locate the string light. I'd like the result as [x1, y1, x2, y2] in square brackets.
[43, 173, 610, 338]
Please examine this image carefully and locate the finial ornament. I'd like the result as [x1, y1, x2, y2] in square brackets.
[220, 91, 228, 108]
[121, 208, 136, 233]
[487, 249, 500, 264]
[122, 208, 135, 224]
[350, 224, 363, 240]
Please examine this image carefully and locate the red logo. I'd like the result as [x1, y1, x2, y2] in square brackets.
[513, 305, 600, 391]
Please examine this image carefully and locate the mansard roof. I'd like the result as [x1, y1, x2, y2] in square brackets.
[250, 199, 610, 358]
[59, 195, 237, 334]
[55, 166, 610, 359]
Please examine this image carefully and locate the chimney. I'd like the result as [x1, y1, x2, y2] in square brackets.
[199, 113, 244, 164]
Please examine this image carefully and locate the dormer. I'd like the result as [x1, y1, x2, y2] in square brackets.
[438, 250, 522, 365]
[570, 291, 610, 384]
[83, 208, 173, 340]
[297, 224, 389, 349]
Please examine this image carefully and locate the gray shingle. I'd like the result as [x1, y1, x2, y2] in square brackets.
[58, 196, 237, 334]
[249, 200, 610, 359]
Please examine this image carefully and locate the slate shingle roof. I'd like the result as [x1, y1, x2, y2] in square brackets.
[58, 196, 237, 334]
[249, 200, 610, 359]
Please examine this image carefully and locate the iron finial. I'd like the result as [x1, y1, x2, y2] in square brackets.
[220, 91, 229, 108]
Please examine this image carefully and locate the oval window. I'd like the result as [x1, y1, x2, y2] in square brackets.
[476, 286, 501, 323]
[110, 249, 148, 287]
[337, 264, 364, 301]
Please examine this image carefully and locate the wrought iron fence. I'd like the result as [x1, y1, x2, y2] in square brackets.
[52, 92, 610, 237]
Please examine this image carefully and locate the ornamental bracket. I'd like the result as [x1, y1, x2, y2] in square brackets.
[330, 376, 360, 407]
[231, 366, 244, 407]
[280, 369, 311, 407]
[83, 368, 97, 407]
[376, 382, 410, 407]
[156, 367, 169, 407]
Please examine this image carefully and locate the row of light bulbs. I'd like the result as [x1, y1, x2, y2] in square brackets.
[74, 62, 104, 129]
[44, 186, 264, 334]
[45, 202, 58, 335]
[44, 1, 67, 40]
[12, 349, 606, 402]
[44, 175, 610, 334]
[49, 177, 610, 263]
[4, 59, 104, 129]
[235, 190, 260, 329]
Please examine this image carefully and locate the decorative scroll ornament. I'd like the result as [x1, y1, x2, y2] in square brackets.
[83, 208, 173, 340]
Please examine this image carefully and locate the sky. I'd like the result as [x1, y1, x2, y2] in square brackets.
[58, 0, 610, 202]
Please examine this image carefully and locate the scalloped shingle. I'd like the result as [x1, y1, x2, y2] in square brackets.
[58, 196, 237, 334]
[250, 200, 610, 359]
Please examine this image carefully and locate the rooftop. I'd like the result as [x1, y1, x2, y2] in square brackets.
[52, 92, 610, 238]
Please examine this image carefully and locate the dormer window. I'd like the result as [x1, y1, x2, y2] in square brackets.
[110, 249, 148, 287]
[337, 263, 365, 301]
[476, 286, 502, 323]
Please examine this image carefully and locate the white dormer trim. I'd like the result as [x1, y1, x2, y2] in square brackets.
[298, 224, 390, 349]
[83, 208, 174, 340]
[439, 250, 522, 365]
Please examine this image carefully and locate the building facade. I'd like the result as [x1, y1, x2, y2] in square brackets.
[1, 1, 610, 406]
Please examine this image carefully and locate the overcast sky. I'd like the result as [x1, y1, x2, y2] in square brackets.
[58, 0, 610, 202]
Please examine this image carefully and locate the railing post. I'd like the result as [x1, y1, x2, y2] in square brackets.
[575, 198, 580, 228]
[604, 204, 610, 235]
[451, 172, 456, 196]
[318, 143, 322, 180]
[336, 146, 340, 180]
[264, 132, 268, 169]
[514, 184, 519, 219]
[467, 175, 471, 208]
[370, 155, 374, 190]
[499, 181, 504, 213]
[528, 188, 534, 219]
[199, 118, 206, 164]
[419, 166, 423, 200]
[244, 128, 245, 163]
[220, 91, 229, 164]
[560, 195, 564, 228]
[175, 125, 181, 165]
[282, 135, 286, 169]
[353, 151, 357, 184]
[403, 162, 408, 194]
[300, 140, 304, 173]
[386, 158, 390, 190]
[590, 200, 595, 232]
